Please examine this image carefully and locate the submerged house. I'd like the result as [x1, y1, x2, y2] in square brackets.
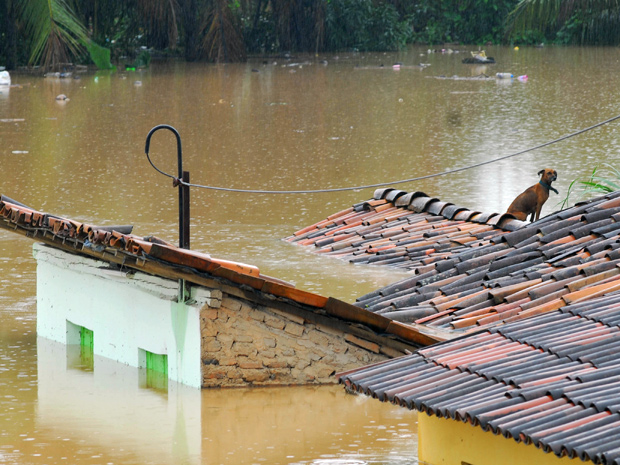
[0, 195, 434, 389]
[290, 188, 620, 464]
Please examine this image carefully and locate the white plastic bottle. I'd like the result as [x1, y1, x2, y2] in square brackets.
[496, 72, 513, 79]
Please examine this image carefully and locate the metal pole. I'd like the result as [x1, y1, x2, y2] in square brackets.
[182, 170, 190, 249]
[144, 124, 190, 250]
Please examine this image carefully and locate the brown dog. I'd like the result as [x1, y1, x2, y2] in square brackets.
[507, 168, 558, 222]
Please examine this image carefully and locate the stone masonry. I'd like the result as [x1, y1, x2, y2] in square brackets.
[201, 293, 388, 388]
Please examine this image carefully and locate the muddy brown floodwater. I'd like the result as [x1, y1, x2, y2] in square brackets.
[1, 45, 620, 464]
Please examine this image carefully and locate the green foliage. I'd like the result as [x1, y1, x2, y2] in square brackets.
[324, 0, 411, 51]
[561, 164, 620, 209]
[508, 0, 620, 45]
[18, 0, 89, 71]
[410, 0, 520, 45]
[86, 40, 115, 69]
[8, 0, 620, 69]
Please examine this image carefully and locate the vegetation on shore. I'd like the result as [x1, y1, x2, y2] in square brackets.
[1, 0, 619, 72]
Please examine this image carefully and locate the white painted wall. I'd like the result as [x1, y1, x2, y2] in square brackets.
[34, 243, 215, 388]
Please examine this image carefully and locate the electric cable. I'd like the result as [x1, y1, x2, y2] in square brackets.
[148, 113, 620, 194]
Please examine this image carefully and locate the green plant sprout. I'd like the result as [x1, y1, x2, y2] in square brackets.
[560, 163, 620, 209]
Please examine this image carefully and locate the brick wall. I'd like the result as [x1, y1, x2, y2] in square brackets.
[201, 294, 388, 387]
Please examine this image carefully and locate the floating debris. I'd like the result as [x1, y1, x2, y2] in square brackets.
[431, 74, 494, 81]
[462, 50, 496, 64]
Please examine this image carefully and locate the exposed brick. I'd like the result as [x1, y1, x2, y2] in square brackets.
[295, 360, 310, 370]
[305, 363, 335, 380]
[261, 349, 276, 359]
[217, 334, 234, 351]
[264, 315, 286, 330]
[203, 337, 222, 352]
[232, 342, 257, 357]
[284, 322, 304, 337]
[202, 323, 218, 337]
[269, 368, 292, 382]
[200, 291, 388, 387]
[239, 359, 263, 369]
[243, 369, 270, 383]
[203, 309, 218, 320]
[222, 297, 242, 312]
[264, 359, 289, 369]
[204, 369, 226, 379]
[239, 302, 254, 316]
[308, 331, 329, 347]
[250, 310, 265, 322]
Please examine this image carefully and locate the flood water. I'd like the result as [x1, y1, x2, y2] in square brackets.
[1, 45, 620, 464]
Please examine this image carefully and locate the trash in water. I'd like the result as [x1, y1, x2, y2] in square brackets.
[0, 71, 10, 86]
[496, 72, 513, 79]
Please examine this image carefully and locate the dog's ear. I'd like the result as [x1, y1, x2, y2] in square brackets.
[538, 169, 544, 176]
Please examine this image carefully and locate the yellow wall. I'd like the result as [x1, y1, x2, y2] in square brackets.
[418, 413, 587, 465]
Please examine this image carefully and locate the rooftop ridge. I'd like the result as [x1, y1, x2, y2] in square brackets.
[285, 188, 527, 271]
[0, 195, 443, 351]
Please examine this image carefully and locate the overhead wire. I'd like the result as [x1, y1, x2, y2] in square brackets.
[147, 112, 620, 194]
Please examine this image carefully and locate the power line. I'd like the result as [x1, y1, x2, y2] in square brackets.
[152, 113, 620, 194]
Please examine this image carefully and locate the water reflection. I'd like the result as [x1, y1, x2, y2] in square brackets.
[27, 338, 414, 465]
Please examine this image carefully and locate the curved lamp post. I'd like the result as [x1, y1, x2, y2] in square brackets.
[144, 124, 190, 250]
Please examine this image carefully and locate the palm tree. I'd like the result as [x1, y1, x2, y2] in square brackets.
[18, 0, 89, 72]
[201, 0, 246, 62]
[508, 0, 620, 44]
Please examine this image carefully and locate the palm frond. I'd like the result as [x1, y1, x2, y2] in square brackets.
[508, 0, 620, 40]
[201, 0, 246, 62]
[18, 0, 89, 71]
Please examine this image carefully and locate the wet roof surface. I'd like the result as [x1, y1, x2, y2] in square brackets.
[286, 188, 526, 271]
[0, 195, 436, 351]
[339, 291, 620, 464]
[288, 188, 620, 339]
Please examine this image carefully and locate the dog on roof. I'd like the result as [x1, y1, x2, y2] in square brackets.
[506, 168, 558, 222]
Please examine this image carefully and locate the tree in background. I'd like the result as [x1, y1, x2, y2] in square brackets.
[7, 0, 616, 72]
[508, 0, 620, 45]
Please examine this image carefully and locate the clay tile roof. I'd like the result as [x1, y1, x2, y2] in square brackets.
[0, 195, 442, 351]
[339, 289, 620, 464]
[286, 188, 525, 272]
[288, 189, 620, 340]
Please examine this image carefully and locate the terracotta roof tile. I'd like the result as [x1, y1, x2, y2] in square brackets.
[289, 189, 620, 340]
[339, 288, 620, 464]
[0, 195, 441, 353]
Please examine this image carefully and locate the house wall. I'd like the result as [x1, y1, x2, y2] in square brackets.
[34, 243, 208, 388]
[200, 294, 387, 387]
[34, 243, 388, 389]
[418, 414, 584, 465]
